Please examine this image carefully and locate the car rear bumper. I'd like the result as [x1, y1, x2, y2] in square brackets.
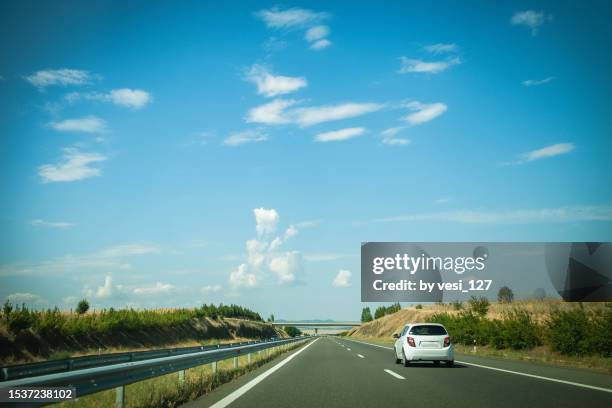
[404, 345, 454, 361]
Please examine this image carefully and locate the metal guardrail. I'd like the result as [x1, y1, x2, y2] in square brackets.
[1, 338, 279, 382]
[0, 336, 312, 407]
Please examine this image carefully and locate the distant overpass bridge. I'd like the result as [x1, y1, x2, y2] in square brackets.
[271, 322, 361, 334]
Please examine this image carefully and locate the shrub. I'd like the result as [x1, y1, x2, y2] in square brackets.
[284, 326, 302, 337]
[76, 299, 90, 315]
[497, 286, 514, 303]
[547, 307, 612, 357]
[468, 296, 490, 316]
[490, 309, 541, 350]
[415, 304, 423, 309]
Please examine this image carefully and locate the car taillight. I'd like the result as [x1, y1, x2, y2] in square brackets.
[444, 336, 450, 347]
[407, 336, 416, 347]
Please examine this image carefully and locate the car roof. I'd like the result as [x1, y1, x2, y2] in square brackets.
[403, 322, 445, 327]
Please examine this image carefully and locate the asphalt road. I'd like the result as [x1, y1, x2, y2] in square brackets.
[184, 336, 612, 408]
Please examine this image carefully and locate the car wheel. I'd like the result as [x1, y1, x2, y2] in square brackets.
[395, 352, 401, 364]
[445, 360, 454, 367]
[433, 360, 440, 365]
[402, 351, 410, 367]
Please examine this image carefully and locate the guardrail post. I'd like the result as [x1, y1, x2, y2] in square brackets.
[115, 385, 125, 408]
[178, 369, 185, 384]
[247, 353, 251, 365]
[233, 356, 238, 369]
[211, 361, 217, 374]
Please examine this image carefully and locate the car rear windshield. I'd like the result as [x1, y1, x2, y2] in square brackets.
[409, 325, 447, 335]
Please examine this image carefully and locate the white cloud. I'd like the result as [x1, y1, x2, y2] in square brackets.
[511, 10, 550, 35]
[246, 99, 383, 127]
[38, 148, 108, 183]
[381, 126, 406, 137]
[332, 269, 352, 287]
[25, 69, 95, 89]
[315, 127, 365, 142]
[0, 243, 160, 277]
[229, 208, 306, 289]
[229, 263, 258, 289]
[382, 137, 410, 146]
[269, 251, 301, 284]
[403, 102, 447, 125]
[365, 206, 612, 224]
[245, 65, 307, 97]
[62, 296, 79, 305]
[510, 143, 575, 164]
[310, 39, 332, 50]
[522, 77, 555, 87]
[424, 43, 459, 54]
[85, 275, 115, 299]
[108, 89, 151, 109]
[201, 284, 222, 294]
[66, 89, 152, 109]
[133, 282, 174, 296]
[30, 219, 74, 229]
[399, 57, 460, 74]
[95, 243, 160, 258]
[49, 115, 106, 133]
[254, 208, 279, 235]
[6, 292, 48, 306]
[223, 129, 268, 146]
[305, 25, 330, 42]
[256, 7, 328, 29]
[246, 99, 296, 125]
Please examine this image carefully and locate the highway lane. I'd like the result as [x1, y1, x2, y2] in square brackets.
[185, 336, 612, 408]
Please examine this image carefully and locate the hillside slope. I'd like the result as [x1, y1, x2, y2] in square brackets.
[0, 316, 283, 364]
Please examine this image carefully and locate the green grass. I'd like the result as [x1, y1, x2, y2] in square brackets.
[53, 342, 304, 407]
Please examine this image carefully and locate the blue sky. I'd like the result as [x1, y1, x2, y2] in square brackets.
[1, 1, 611, 320]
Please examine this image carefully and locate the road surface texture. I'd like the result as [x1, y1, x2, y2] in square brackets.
[183, 336, 612, 408]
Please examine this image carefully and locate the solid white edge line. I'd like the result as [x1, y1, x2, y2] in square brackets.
[456, 360, 612, 394]
[343, 338, 612, 394]
[208, 338, 320, 408]
[384, 369, 405, 380]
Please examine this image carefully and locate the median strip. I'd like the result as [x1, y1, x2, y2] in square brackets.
[384, 369, 405, 380]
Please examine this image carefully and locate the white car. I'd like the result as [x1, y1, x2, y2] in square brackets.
[393, 323, 454, 367]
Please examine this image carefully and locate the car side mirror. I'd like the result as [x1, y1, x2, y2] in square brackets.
[392, 333, 399, 339]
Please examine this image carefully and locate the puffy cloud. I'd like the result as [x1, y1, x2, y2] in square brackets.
[314, 127, 365, 142]
[201, 285, 222, 294]
[305, 25, 329, 42]
[511, 10, 551, 35]
[24, 69, 96, 89]
[246, 99, 297, 125]
[254, 208, 279, 236]
[38, 148, 108, 183]
[229, 209, 306, 289]
[403, 102, 447, 125]
[382, 137, 410, 146]
[85, 275, 115, 299]
[223, 129, 268, 146]
[255, 7, 328, 29]
[269, 251, 302, 284]
[245, 65, 307, 97]
[229, 263, 257, 289]
[49, 116, 106, 133]
[399, 57, 461, 74]
[332, 270, 352, 287]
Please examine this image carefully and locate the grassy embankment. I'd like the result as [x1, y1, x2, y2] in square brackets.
[0, 303, 283, 364]
[348, 300, 612, 372]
